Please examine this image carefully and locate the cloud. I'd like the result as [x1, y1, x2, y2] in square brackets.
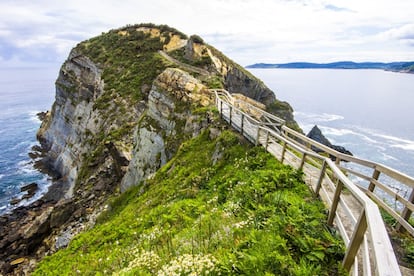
[377, 24, 414, 47]
[324, 4, 353, 12]
[0, 0, 414, 67]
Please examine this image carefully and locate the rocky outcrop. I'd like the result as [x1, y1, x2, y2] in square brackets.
[121, 68, 212, 191]
[307, 125, 352, 159]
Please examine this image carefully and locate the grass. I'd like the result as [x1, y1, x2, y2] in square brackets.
[34, 129, 345, 275]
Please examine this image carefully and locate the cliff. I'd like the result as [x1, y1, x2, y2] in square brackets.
[0, 24, 304, 274]
[36, 24, 299, 202]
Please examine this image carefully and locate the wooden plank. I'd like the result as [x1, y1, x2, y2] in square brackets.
[362, 236, 372, 276]
[364, 202, 401, 276]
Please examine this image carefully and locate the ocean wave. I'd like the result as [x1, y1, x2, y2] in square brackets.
[380, 152, 399, 161]
[294, 111, 344, 122]
[17, 160, 37, 175]
[390, 143, 414, 151]
[353, 127, 414, 152]
[318, 126, 357, 137]
[27, 110, 42, 123]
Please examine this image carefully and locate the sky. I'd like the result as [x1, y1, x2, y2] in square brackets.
[1, 0, 414, 70]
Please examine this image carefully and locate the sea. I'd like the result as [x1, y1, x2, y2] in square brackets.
[250, 68, 414, 201]
[0, 67, 56, 215]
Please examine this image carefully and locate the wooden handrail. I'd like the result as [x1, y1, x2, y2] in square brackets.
[212, 89, 402, 275]
[281, 124, 414, 234]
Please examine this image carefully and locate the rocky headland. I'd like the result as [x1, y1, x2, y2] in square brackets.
[0, 24, 298, 275]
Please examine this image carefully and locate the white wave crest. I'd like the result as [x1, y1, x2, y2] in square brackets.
[27, 110, 42, 123]
[362, 130, 414, 152]
[318, 126, 357, 137]
[391, 143, 414, 151]
[294, 111, 344, 122]
[17, 160, 37, 175]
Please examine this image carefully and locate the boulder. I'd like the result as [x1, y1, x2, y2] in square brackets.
[21, 183, 38, 195]
[307, 125, 352, 160]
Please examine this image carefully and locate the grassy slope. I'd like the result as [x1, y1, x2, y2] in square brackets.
[34, 129, 345, 275]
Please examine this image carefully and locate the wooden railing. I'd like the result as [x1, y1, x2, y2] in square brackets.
[281, 126, 414, 236]
[213, 89, 402, 275]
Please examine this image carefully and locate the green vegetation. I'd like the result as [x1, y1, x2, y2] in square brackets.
[76, 24, 182, 110]
[34, 129, 345, 275]
[267, 100, 302, 132]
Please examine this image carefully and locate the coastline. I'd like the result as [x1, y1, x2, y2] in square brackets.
[0, 112, 70, 275]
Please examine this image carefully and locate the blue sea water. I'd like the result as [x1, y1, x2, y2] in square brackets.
[0, 67, 56, 214]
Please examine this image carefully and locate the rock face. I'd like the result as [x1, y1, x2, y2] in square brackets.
[37, 49, 106, 199]
[307, 125, 353, 159]
[121, 67, 212, 191]
[0, 23, 298, 274]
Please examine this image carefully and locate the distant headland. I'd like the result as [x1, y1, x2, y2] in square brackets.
[246, 61, 414, 73]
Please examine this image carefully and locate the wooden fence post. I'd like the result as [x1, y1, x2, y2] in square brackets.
[328, 179, 344, 226]
[316, 160, 327, 195]
[280, 141, 287, 163]
[265, 130, 270, 150]
[219, 99, 223, 117]
[241, 113, 244, 136]
[229, 105, 232, 126]
[255, 127, 260, 146]
[299, 153, 307, 170]
[396, 188, 414, 232]
[368, 168, 380, 192]
[342, 210, 367, 271]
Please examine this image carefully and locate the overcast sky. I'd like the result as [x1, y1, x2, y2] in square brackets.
[1, 0, 414, 69]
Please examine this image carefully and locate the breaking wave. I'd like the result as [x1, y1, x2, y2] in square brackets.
[294, 111, 344, 123]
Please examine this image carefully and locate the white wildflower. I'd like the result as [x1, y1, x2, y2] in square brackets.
[158, 254, 218, 276]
